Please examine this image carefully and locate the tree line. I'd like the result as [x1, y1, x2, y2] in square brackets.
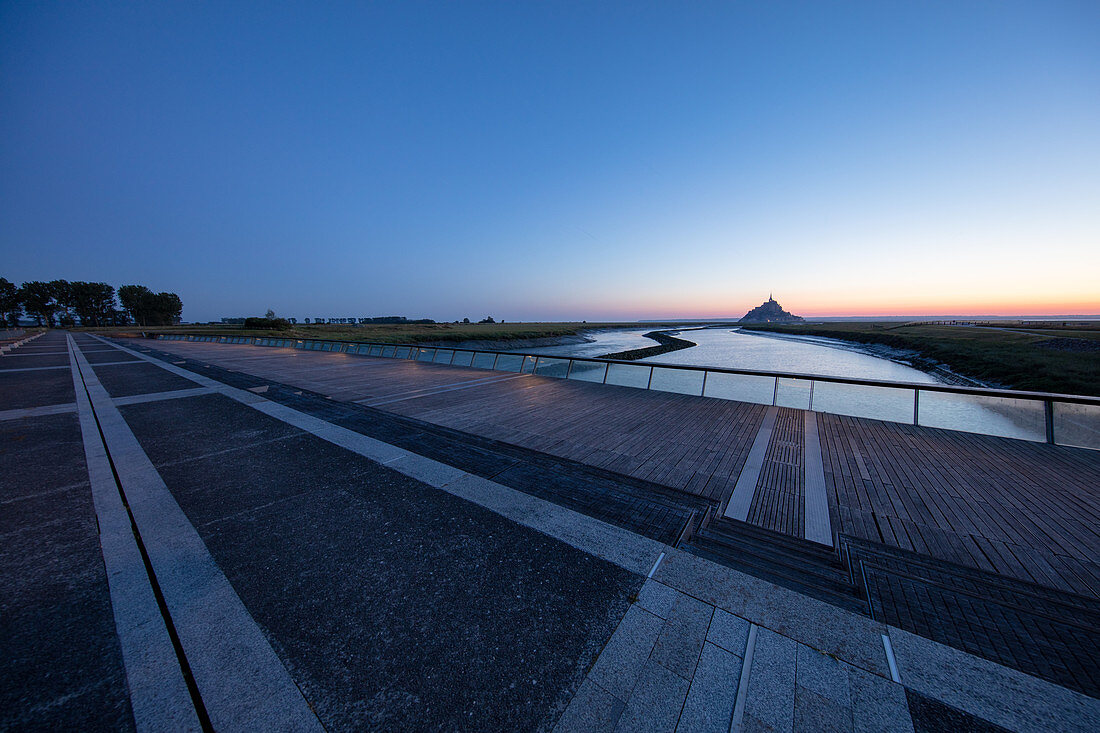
[0, 278, 183, 328]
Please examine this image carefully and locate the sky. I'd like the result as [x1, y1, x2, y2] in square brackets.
[1, 1, 1098, 323]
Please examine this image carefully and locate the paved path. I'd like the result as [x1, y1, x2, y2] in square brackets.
[2, 331, 1098, 730]
[145, 338, 1100, 599]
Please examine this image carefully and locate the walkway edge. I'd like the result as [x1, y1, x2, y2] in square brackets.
[72, 337, 324, 732]
[803, 412, 833, 546]
[67, 337, 201, 732]
[724, 406, 778, 520]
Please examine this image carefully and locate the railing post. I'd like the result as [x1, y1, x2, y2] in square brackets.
[772, 377, 779, 406]
[808, 379, 815, 411]
[566, 359, 574, 379]
[913, 390, 920, 425]
[603, 362, 610, 384]
[532, 356, 540, 374]
[700, 370, 708, 397]
[492, 353, 500, 371]
[450, 349, 458, 365]
[647, 366, 654, 390]
[1045, 400, 1055, 444]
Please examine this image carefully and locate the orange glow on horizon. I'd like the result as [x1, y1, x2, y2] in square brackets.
[579, 296, 1100, 321]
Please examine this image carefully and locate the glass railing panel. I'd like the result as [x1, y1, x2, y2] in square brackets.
[1053, 402, 1100, 449]
[471, 352, 497, 369]
[379, 345, 395, 358]
[918, 391, 1045, 441]
[650, 367, 704, 395]
[392, 346, 410, 358]
[450, 350, 474, 367]
[534, 357, 571, 378]
[520, 356, 537, 373]
[702, 372, 777, 405]
[494, 354, 525, 372]
[433, 349, 454, 364]
[775, 378, 812, 409]
[606, 363, 651, 389]
[568, 360, 606, 383]
[414, 347, 434, 362]
[811, 382, 915, 423]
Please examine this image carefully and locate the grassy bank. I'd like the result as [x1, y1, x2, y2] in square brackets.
[91, 321, 701, 345]
[740, 322, 1100, 396]
[600, 330, 697, 360]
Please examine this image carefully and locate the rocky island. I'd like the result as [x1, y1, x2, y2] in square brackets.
[739, 295, 804, 323]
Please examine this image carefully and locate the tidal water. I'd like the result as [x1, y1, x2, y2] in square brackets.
[642, 327, 938, 384]
[510, 326, 1055, 443]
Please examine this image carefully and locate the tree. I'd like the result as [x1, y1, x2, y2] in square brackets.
[0, 278, 22, 327]
[118, 285, 182, 326]
[69, 281, 116, 326]
[118, 285, 153, 326]
[145, 292, 182, 326]
[19, 281, 59, 326]
[49, 280, 75, 326]
[265, 309, 276, 319]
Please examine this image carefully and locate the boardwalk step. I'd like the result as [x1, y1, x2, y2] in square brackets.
[684, 539, 868, 615]
[694, 528, 853, 587]
[842, 536, 1100, 621]
[705, 517, 842, 563]
[848, 542, 1100, 698]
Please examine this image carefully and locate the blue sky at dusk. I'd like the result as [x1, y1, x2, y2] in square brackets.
[2, 1, 1098, 322]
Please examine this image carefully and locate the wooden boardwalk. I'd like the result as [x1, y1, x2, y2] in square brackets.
[144, 339, 1100, 599]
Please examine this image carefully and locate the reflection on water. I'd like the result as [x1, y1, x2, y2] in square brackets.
[508, 328, 659, 359]
[514, 326, 1054, 443]
[644, 328, 938, 384]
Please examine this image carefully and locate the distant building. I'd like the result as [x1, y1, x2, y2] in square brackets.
[738, 295, 804, 324]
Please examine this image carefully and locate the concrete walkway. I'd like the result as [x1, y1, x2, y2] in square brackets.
[1, 331, 1097, 730]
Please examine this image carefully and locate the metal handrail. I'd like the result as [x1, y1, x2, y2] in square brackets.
[152, 332, 1100, 448]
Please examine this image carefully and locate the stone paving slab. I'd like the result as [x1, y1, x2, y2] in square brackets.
[92, 361, 202, 398]
[0, 369, 75, 409]
[0, 353, 70, 368]
[615, 660, 691, 732]
[677, 642, 743, 732]
[0, 410, 133, 730]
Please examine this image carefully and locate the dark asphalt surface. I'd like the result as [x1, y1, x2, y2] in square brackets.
[90, 361, 201, 397]
[0, 333, 134, 730]
[5, 332, 642, 729]
[119, 387, 640, 730]
[0, 369, 74, 409]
